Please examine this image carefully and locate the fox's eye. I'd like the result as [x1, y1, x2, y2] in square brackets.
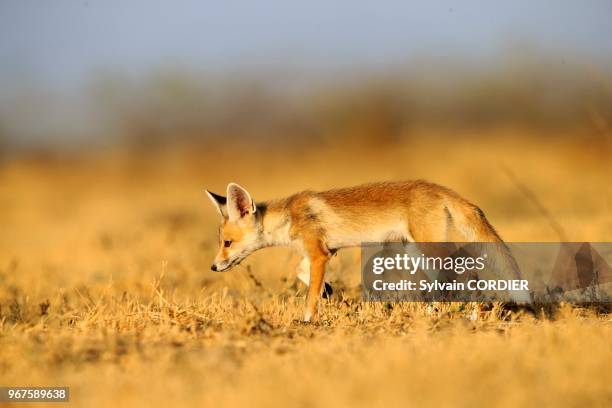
[223, 240, 232, 248]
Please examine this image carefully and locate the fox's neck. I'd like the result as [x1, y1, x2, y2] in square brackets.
[256, 199, 292, 248]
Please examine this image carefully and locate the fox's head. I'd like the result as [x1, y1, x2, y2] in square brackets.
[205, 183, 263, 272]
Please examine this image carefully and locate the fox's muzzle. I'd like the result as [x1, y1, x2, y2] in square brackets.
[210, 259, 237, 272]
[211, 262, 229, 272]
[211, 248, 250, 273]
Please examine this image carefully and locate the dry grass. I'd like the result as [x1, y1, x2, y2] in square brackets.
[1, 129, 611, 407]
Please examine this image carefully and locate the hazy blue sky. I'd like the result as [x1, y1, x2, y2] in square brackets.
[1, 0, 612, 88]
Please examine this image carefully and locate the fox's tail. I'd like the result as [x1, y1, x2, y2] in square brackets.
[446, 199, 532, 303]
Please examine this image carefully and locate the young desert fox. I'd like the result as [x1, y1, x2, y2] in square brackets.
[206, 180, 522, 322]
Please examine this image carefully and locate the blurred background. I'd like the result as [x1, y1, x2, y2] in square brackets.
[1, 0, 611, 153]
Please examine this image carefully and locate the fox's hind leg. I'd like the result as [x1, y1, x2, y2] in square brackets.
[297, 257, 333, 299]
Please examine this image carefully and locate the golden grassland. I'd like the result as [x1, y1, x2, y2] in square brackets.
[0, 129, 611, 407]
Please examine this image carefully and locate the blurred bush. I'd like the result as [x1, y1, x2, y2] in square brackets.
[1, 56, 611, 153]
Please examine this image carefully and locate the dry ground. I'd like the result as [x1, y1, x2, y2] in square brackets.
[0, 129, 611, 407]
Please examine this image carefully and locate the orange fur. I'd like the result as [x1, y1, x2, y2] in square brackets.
[207, 180, 510, 321]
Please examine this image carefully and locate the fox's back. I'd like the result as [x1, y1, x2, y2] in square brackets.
[317, 180, 449, 207]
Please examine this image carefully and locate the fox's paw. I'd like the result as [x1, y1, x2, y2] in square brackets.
[302, 311, 312, 323]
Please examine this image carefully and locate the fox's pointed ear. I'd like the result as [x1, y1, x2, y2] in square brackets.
[205, 189, 228, 218]
[226, 183, 256, 221]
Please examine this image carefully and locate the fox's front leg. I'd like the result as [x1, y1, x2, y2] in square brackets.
[297, 257, 332, 299]
[304, 252, 328, 322]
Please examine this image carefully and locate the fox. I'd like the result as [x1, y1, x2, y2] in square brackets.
[205, 180, 525, 322]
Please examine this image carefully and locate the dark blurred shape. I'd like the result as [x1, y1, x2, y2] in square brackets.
[548, 243, 612, 294]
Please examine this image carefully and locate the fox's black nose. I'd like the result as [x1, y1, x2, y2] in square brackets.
[211, 264, 217, 271]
